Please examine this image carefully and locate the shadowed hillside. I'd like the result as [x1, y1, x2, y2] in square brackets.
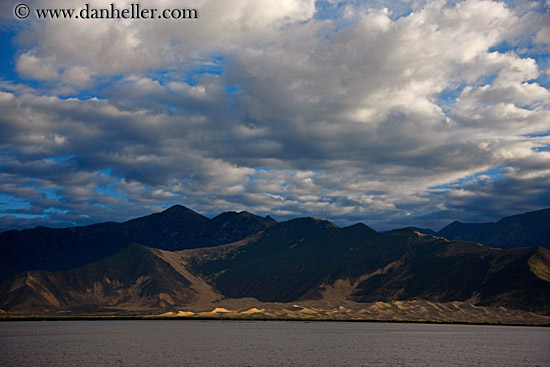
[0, 205, 276, 282]
[438, 208, 550, 249]
[184, 221, 550, 314]
[0, 244, 196, 314]
[1, 207, 549, 320]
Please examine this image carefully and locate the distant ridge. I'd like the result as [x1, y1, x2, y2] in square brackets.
[2, 206, 550, 283]
[0, 205, 276, 282]
[437, 208, 550, 249]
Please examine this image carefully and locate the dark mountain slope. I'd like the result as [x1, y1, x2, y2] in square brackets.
[1, 220, 549, 315]
[187, 223, 424, 302]
[118, 205, 209, 250]
[1, 207, 549, 316]
[187, 224, 550, 314]
[352, 236, 550, 314]
[0, 205, 276, 282]
[194, 211, 277, 247]
[437, 208, 550, 249]
[437, 221, 495, 240]
[188, 218, 379, 302]
[0, 244, 196, 314]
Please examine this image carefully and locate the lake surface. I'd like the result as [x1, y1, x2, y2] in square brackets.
[1, 320, 549, 366]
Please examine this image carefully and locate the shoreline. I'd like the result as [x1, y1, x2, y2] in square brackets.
[2, 314, 549, 327]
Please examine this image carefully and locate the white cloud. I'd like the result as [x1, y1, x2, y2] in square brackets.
[16, 53, 60, 80]
[1, 0, 549, 230]
[7, 0, 316, 84]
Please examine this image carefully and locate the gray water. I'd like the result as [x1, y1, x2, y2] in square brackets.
[1, 320, 549, 366]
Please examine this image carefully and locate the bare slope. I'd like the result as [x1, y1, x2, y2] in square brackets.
[0, 244, 197, 314]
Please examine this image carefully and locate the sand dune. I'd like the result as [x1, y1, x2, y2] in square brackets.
[156, 298, 550, 324]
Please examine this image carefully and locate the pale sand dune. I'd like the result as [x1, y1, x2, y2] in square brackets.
[159, 311, 195, 317]
[158, 298, 550, 324]
[176, 311, 195, 316]
[211, 307, 231, 313]
[240, 308, 265, 314]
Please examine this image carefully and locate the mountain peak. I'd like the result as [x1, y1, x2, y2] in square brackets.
[448, 220, 464, 226]
[340, 222, 378, 241]
[214, 210, 257, 219]
[237, 210, 255, 217]
[284, 217, 339, 229]
[162, 204, 198, 214]
[343, 222, 377, 233]
[128, 204, 209, 223]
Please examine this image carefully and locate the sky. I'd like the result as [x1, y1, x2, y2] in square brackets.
[0, 0, 549, 232]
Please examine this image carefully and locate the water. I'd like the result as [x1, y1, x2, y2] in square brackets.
[1, 320, 549, 366]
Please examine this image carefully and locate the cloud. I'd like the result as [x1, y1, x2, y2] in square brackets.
[0, 0, 549, 231]
[5, 0, 316, 84]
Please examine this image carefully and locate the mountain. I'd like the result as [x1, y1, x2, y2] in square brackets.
[1, 207, 549, 321]
[2, 221, 549, 319]
[0, 205, 276, 282]
[0, 244, 197, 314]
[194, 211, 277, 247]
[437, 208, 550, 249]
[185, 223, 550, 314]
[405, 227, 437, 236]
[188, 218, 379, 302]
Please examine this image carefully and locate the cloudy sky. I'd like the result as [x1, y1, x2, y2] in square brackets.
[0, 0, 549, 232]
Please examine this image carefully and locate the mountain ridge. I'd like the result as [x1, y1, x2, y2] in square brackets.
[1, 206, 549, 322]
[0, 205, 276, 282]
[2, 233, 549, 319]
[437, 208, 550, 249]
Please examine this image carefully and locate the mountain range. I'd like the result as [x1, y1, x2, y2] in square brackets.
[412, 208, 550, 250]
[0, 205, 276, 282]
[1, 206, 549, 323]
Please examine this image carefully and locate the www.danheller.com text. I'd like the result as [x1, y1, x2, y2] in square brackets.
[19, 3, 198, 20]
